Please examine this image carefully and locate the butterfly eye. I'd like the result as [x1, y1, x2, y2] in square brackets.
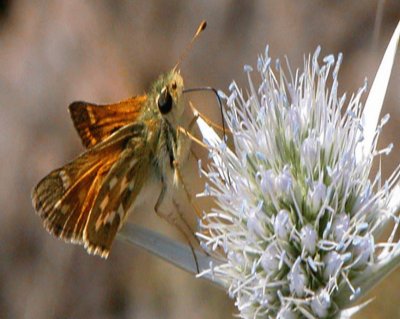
[157, 88, 173, 114]
[171, 82, 177, 90]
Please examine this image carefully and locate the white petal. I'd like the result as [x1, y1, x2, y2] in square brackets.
[356, 21, 400, 163]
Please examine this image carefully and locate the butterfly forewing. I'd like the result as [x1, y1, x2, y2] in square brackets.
[69, 96, 146, 148]
[32, 123, 147, 253]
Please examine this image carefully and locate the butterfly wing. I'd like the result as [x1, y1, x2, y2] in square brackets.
[83, 127, 151, 257]
[69, 96, 147, 148]
[32, 123, 149, 255]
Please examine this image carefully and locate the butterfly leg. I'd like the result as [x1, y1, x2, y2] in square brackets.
[174, 112, 206, 217]
[177, 126, 208, 149]
[173, 161, 214, 259]
[154, 182, 200, 273]
[172, 198, 201, 244]
[177, 111, 229, 151]
[173, 160, 202, 218]
[189, 102, 232, 135]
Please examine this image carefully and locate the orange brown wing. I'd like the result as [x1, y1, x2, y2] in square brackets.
[69, 96, 147, 148]
[31, 123, 146, 249]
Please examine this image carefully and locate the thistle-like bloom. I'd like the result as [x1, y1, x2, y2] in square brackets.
[196, 23, 400, 318]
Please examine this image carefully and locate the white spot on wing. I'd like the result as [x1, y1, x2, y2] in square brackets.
[117, 204, 124, 218]
[59, 170, 71, 189]
[129, 159, 137, 169]
[120, 176, 129, 194]
[99, 195, 109, 212]
[60, 205, 69, 215]
[104, 210, 117, 225]
[87, 108, 96, 124]
[109, 176, 118, 189]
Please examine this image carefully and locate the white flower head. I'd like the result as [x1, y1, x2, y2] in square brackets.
[197, 23, 400, 319]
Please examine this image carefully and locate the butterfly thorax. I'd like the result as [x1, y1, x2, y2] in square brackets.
[140, 70, 185, 184]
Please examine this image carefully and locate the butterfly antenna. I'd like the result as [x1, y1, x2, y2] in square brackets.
[174, 20, 207, 71]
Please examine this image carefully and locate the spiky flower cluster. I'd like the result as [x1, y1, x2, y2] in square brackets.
[197, 46, 400, 318]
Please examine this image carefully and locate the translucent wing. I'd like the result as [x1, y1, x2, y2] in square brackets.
[32, 123, 148, 255]
[69, 96, 147, 148]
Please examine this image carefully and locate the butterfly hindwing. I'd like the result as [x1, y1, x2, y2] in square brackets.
[69, 96, 147, 148]
[83, 132, 151, 257]
[32, 123, 146, 249]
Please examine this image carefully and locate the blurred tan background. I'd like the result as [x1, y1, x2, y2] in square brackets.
[0, 1, 399, 318]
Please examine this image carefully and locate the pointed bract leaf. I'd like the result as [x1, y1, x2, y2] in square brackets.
[356, 21, 400, 162]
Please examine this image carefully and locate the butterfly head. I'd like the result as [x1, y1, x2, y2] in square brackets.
[153, 69, 184, 124]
